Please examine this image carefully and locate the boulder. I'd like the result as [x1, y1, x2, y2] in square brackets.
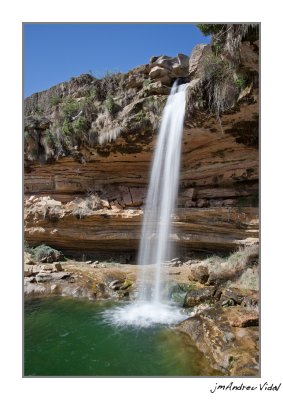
[220, 288, 244, 305]
[54, 262, 63, 271]
[24, 283, 47, 296]
[187, 263, 209, 284]
[36, 272, 53, 282]
[154, 55, 174, 69]
[189, 44, 211, 76]
[24, 276, 36, 284]
[157, 75, 172, 86]
[24, 252, 35, 265]
[149, 66, 170, 80]
[146, 82, 171, 95]
[177, 53, 190, 68]
[183, 286, 216, 307]
[50, 271, 71, 280]
[125, 75, 144, 89]
[224, 307, 259, 327]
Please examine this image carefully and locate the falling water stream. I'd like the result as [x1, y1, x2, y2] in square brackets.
[104, 81, 189, 327]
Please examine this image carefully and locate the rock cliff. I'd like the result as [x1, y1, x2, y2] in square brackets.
[24, 27, 259, 257]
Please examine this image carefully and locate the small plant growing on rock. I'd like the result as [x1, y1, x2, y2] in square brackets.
[33, 105, 44, 115]
[201, 54, 239, 123]
[61, 98, 80, 119]
[104, 96, 120, 116]
[143, 78, 151, 88]
[196, 24, 225, 36]
[71, 193, 104, 219]
[72, 116, 87, 135]
[234, 74, 247, 90]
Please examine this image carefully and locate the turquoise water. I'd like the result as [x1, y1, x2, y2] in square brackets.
[24, 297, 218, 376]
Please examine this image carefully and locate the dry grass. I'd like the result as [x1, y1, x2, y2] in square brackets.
[202, 54, 239, 120]
[98, 127, 122, 145]
[71, 194, 104, 219]
[203, 245, 259, 287]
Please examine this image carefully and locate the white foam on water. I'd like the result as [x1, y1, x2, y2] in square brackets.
[103, 301, 187, 328]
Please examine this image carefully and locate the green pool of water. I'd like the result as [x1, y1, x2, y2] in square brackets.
[24, 297, 218, 376]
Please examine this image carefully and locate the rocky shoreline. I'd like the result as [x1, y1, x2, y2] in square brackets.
[24, 244, 259, 377]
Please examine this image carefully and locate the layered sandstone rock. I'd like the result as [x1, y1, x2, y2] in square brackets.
[24, 36, 259, 255]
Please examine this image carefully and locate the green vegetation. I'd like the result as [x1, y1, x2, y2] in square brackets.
[104, 96, 120, 116]
[29, 244, 63, 262]
[49, 95, 62, 107]
[61, 119, 72, 136]
[143, 78, 151, 88]
[34, 105, 44, 115]
[72, 116, 87, 135]
[196, 24, 225, 36]
[133, 110, 146, 123]
[95, 71, 125, 101]
[201, 54, 238, 119]
[234, 74, 248, 90]
[61, 98, 80, 119]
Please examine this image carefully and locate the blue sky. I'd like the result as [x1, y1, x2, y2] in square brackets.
[24, 23, 210, 98]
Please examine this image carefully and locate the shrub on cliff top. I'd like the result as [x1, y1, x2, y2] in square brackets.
[197, 23, 259, 64]
[196, 24, 225, 36]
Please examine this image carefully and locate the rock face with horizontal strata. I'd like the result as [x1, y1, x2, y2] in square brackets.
[24, 38, 259, 256]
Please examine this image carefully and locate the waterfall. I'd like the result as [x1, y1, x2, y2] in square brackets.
[138, 81, 188, 303]
[103, 81, 188, 327]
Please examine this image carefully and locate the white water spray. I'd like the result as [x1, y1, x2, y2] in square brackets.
[103, 81, 188, 327]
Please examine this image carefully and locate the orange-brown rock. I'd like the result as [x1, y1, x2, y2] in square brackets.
[24, 36, 259, 255]
[176, 306, 259, 375]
